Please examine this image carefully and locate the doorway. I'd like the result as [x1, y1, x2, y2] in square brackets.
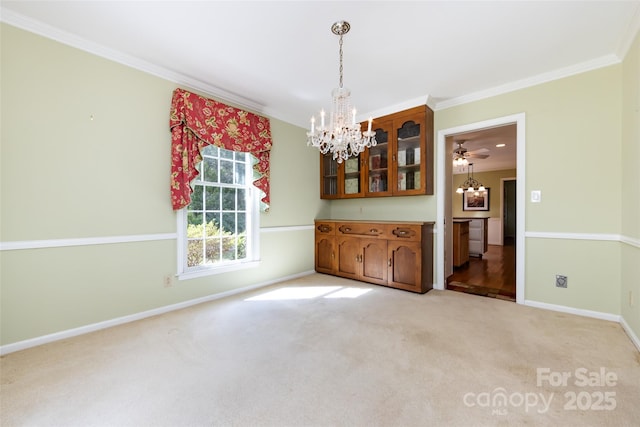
[435, 113, 525, 305]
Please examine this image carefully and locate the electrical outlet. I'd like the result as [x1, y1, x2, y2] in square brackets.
[555, 275, 568, 288]
[163, 275, 173, 288]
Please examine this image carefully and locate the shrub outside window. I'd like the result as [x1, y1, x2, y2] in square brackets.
[177, 145, 259, 279]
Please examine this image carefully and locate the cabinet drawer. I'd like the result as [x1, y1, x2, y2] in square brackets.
[336, 222, 386, 238]
[387, 224, 422, 242]
[315, 222, 336, 235]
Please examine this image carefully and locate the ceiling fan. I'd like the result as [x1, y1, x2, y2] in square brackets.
[453, 140, 490, 166]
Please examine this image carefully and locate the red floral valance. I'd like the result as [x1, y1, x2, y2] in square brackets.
[169, 88, 272, 211]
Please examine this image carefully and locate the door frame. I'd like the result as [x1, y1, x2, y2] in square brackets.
[435, 113, 526, 304]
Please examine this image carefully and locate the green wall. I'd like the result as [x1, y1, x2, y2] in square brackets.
[436, 65, 624, 316]
[620, 30, 640, 341]
[452, 169, 516, 218]
[0, 24, 325, 346]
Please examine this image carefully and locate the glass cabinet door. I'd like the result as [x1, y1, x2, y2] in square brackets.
[342, 155, 362, 197]
[394, 116, 424, 194]
[320, 153, 339, 198]
[366, 122, 391, 196]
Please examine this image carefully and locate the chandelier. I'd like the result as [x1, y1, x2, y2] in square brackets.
[456, 163, 486, 195]
[307, 21, 376, 163]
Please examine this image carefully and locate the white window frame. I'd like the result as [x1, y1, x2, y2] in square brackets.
[176, 149, 260, 280]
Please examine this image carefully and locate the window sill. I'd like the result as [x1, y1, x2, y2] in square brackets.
[177, 260, 261, 281]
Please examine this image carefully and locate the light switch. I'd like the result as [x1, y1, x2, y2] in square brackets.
[531, 190, 541, 203]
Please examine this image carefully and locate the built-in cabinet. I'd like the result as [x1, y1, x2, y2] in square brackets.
[314, 220, 434, 293]
[320, 105, 434, 199]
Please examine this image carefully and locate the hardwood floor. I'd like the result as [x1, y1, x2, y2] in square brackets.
[447, 239, 516, 301]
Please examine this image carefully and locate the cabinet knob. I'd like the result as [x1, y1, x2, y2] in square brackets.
[369, 228, 378, 234]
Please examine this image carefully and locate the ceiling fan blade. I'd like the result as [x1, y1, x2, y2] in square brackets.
[466, 153, 490, 159]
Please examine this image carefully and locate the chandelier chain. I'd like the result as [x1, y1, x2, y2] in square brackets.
[338, 34, 344, 89]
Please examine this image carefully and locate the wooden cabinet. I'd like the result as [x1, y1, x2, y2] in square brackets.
[336, 236, 388, 285]
[453, 220, 470, 267]
[314, 221, 337, 274]
[319, 105, 433, 199]
[320, 154, 365, 199]
[314, 220, 434, 293]
[364, 105, 434, 197]
[454, 217, 489, 258]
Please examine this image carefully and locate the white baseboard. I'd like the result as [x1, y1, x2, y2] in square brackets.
[0, 270, 315, 356]
[524, 300, 640, 352]
[524, 299, 621, 322]
[620, 316, 640, 352]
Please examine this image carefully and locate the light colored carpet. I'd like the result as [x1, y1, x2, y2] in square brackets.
[1, 273, 639, 426]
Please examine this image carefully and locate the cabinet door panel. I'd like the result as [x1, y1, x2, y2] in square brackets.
[393, 115, 425, 196]
[320, 153, 339, 199]
[388, 242, 421, 291]
[315, 236, 335, 274]
[364, 120, 392, 197]
[361, 239, 388, 285]
[336, 237, 361, 280]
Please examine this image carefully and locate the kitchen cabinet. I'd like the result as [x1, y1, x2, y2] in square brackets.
[314, 220, 434, 293]
[454, 217, 488, 258]
[453, 220, 470, 267]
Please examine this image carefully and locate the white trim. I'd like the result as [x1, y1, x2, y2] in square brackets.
[620, 316, 640, 353]
[525, 231, 622, 242]
[0, 270, 315, 356]
[0, 8, 265, 116]
[363, 95, 435, 122]
[436, 113, 526, 305]
[524, 232, 640, 248]
[0, 233, 177, 251]
[177, 260, 261, 281]
[0, 225, 316, 252]
[435, 55, 620, 111]
[524, 299, 620, 323]
[616, 4, 640, 60]
[621, 235, 640, 249]
[261, 225, 314, 233]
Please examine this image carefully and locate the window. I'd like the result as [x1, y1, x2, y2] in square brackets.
[177, 145, 260, 279]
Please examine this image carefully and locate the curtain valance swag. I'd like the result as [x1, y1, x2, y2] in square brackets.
[169, 88, 272, 211]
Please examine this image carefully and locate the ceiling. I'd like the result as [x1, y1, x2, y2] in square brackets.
[2, 1, 639, 173]
[447, 124, 517, 174]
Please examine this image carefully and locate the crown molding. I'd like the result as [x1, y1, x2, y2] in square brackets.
[616, 3, 640, 60]
[364, 95, 435, 120]
[0, 7, 266, 115]
[435, 54, 621, 111]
